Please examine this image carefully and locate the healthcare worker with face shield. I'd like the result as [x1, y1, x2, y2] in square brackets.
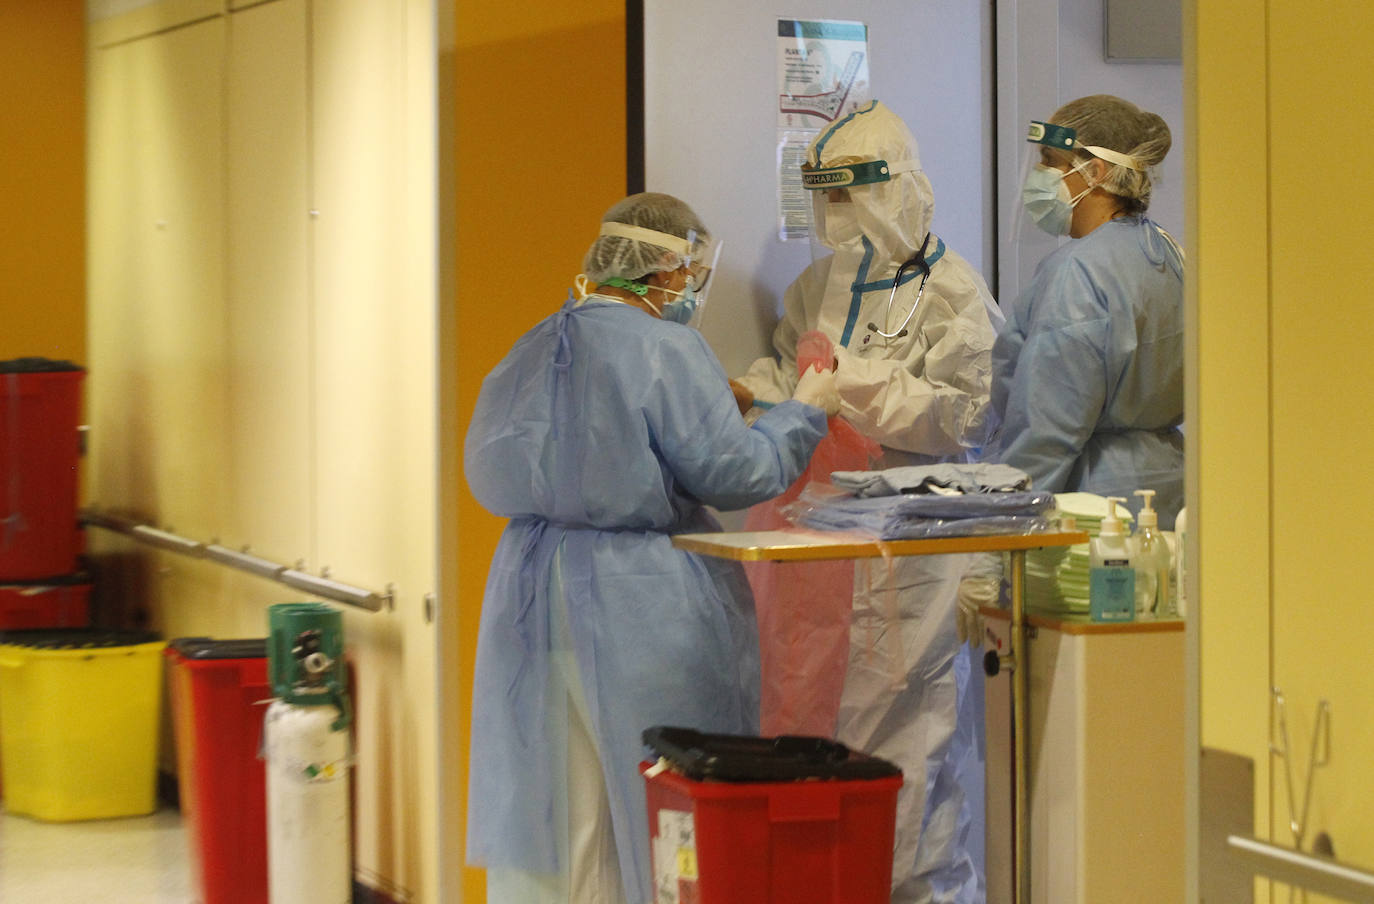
[734, 101, 1003, 904]
[464, 192, 832, 904]
[991, 95, 1184, 528]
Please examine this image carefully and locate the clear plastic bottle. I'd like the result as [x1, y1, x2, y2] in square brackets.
[1132, 489, 1173, 618]
[1089, 497, 1135, 622]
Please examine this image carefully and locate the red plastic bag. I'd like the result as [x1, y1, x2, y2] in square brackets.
[795, 330, 835, 377]
[745, 333, 881, 736]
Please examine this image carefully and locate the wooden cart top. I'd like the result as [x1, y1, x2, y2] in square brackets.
[671, 529, 1089, 562]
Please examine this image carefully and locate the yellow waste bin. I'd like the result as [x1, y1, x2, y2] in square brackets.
[0, 629, 165, 821]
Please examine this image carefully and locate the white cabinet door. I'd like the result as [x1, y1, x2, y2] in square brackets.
[87, 15, 229, 544]
[225, 0, 312, 564]
[985, 614, 1186, 903]
[309, 2, 440, 898]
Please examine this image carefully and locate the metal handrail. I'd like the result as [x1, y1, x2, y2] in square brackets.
[1229, 835, 1374, 902]
[81, 508, 392, 613]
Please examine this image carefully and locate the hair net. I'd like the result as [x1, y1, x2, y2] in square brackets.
[582, 192, 711, 282]
[1051, 94, 1172, 214]
[806, 101, 934, 265]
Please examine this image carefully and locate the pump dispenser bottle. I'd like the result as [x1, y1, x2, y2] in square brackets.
[1131, 490, 1173, 618]
[1089, 496, 1135, 622]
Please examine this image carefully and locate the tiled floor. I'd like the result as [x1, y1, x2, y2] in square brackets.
[0, 806, 193, 903]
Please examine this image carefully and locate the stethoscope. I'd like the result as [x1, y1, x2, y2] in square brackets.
[865, 232, 933, 343]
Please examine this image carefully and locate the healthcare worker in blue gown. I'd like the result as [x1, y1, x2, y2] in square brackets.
[464, 192, 835, 904]
[991, 94, 1185, 528]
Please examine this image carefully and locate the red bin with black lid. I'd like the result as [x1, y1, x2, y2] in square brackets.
[166, 638, 271, 904]
[640, 726, 903, 904]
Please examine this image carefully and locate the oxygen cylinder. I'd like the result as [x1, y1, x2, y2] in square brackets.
[265, 603, 352, 904]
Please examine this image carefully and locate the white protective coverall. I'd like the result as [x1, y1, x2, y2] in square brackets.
[735, 100, 1003, 904]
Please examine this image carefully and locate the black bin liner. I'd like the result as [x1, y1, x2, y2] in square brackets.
[643, 725, 901, 783]
[0, 357, 84, 374]
[0, 571, 92, 589]
[0, 628, 160, 649]
[169, 637, 268, 660]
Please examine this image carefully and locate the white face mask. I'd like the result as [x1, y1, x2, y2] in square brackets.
[816, 194, 864, 252]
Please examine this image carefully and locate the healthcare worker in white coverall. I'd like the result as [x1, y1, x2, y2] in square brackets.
[732, 100, 1004, 904]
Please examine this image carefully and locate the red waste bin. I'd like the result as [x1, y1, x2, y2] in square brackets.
[0, 575, 91, 630]
[640, 726, 903, 904]
[0, 360, 85, 581]
[166, 638, 271, 904]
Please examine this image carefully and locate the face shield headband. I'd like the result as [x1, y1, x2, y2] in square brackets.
[1026, 121, 1146, 172]
[598, 221, 695, 257]
[800, 157, 921, 190]
[596, 221, 719, 288]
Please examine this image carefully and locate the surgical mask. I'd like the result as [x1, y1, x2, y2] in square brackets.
[648, 270, 710, 324]
[1021, 162, 1094, 236]
[659, 283, 699, 324]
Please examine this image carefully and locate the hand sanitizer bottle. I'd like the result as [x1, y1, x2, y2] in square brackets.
[1132, 489, 1173, 618]
[1089, 497, 1135, 622]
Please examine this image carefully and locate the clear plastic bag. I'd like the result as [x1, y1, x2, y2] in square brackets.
[781, 483, 1055, 539]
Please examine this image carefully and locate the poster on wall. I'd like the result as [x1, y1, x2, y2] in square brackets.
[777, 18, 871, 240]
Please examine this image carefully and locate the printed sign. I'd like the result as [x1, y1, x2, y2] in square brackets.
[776, 18, 871, 240]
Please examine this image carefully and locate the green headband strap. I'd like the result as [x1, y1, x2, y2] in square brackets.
[603, 276, 650, 296]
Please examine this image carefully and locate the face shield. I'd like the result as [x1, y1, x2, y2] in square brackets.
[1012, 120, 1147, 241]
[802, 155, 921, 261]
[594, 222, 723, 329]
[673, 228, 723, 329]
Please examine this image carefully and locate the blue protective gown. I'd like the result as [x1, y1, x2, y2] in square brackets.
[464, 295, 827, 903]
[990, 216, 1184, 528]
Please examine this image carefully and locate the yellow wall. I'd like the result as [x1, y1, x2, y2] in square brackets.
[447, 3, 627, 901]
[1266, 2, 1374, 896]
[1190, 1, 1374, 898]
[1188, 0, 1271, 793]
[0, 2, 86, 364]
